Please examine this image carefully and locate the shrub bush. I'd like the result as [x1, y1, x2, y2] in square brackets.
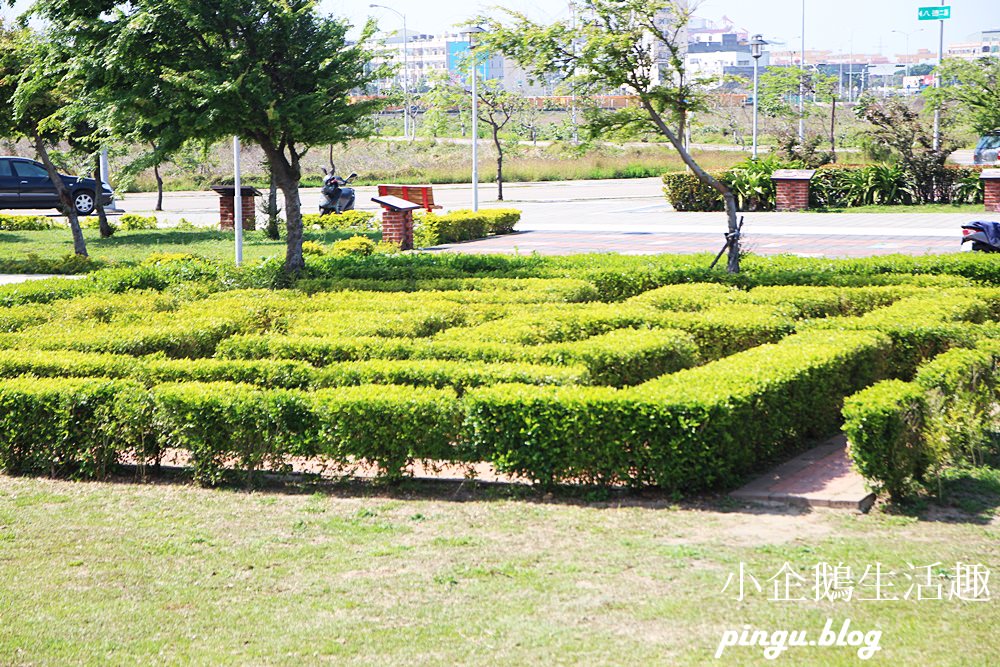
[302, 210, 378, 232]
[844, 341, 1000, 501]
[413, 209, 521, 246]
[0, 214, 60, 231]
[661, 172, 725, 212]
[0, 376, 148, 479]
[154, 382, 318, 485]
[843, 380, 928, 501]
[119, 214, 158, 231]
[313, 385, 462, 478]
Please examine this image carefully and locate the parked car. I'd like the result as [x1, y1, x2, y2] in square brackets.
[973, 130, 1000, 165]
[0, 156, 114, 216]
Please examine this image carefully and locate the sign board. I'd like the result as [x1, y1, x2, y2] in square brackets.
[918, 6, 951, 20]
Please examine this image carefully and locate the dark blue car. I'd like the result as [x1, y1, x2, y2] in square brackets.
[0, 156, 114, 216]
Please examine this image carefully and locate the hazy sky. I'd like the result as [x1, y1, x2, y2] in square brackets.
[3, 0, 998, 57]
[338, 0, 998, 56]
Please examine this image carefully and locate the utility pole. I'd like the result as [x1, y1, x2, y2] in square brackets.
[932, 0, 944, 150]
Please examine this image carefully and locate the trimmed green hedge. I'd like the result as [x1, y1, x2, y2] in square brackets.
[414, 209, 521, 247]
[844, 341, 1000, 501]
[463, 330, 892, 490]
[0, 376, 149, 479]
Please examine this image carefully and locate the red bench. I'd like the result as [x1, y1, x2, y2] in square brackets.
[377, 184, 442, 212]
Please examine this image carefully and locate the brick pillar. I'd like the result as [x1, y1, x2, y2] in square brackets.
[219, 195, 256, 231]
[381, 209, 414, 250]
[771, 169, 817, 212]
[981, 170, 1000, 213]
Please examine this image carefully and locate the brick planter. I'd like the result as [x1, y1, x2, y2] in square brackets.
[771, 169, 816, 212]
[372, 194, 423, 251]
[210, 186, 261, 231]
[982, 169, 1000, 213]
[381, 209, 415, 250]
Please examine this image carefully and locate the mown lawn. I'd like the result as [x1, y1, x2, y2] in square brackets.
[0, 228, 376, 268]
[0, 473, 996, 666]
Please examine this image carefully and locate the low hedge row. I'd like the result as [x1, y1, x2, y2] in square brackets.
[217, 326, 700, 388]
[414, 209, 520, 247]
[844, 340, 1000, 501]
[802, 294, 992, 377]
[0, 330, 890, 488]
[463, 330, 892, 489]
[0, 348, 589, 393]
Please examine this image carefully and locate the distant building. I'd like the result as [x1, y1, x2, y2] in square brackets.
[946, 29, 1000, 60]
[371, 32, 504, 93]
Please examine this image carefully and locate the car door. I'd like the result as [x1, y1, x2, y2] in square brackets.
[0, 159, 20, 210]
[11, 160, 59, 209]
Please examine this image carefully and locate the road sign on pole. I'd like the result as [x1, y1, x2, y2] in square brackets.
[918, 6, 950, 20]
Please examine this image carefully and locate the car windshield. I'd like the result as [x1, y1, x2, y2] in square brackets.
[977, 134, 1000, 151]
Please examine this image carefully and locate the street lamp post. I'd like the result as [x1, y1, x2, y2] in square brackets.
[798, 0, 806, 142]
[892, 28, 925, 95]
[465, 26, 485, 212]
[370, 4, 409, 140]
[751, 34, 766, 161]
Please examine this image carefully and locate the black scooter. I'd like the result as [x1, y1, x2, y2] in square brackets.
[319, 166, 357, 215]
[961, 221, 1000, 253]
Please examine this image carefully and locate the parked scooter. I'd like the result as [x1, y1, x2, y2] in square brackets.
[961, 221, 1000, 253]
[319, 165, 357, 215]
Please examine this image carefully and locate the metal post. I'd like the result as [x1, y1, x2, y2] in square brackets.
[751, 34, 764, 161]
[402, 12, 409, 139]
[933, 0, 944, 150]
[848, 39, 854, 102]
[471, 54, 479, 212]
[233, 136, 243, 266]
[570, 1, 578, 144]
[370, 5, 409, 139]
[798, 0, 805, 142]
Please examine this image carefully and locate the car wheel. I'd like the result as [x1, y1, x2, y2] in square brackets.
[73, 190, 96, 216]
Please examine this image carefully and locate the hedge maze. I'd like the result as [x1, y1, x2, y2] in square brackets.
[0, 261, 997, 494]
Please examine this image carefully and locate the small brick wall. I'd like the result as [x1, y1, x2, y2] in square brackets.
[381, 209, 414, 250]
[774, 179, 810, 212]
[219, 195, 257, 231]
[984, 179, 1000, 213]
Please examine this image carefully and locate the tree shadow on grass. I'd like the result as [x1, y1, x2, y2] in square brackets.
[880, 461, 1000, 526]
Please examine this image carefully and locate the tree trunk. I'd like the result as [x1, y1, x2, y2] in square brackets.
[829, 98, 837, 163]
[493, 126, 504, 201]
[266, 168, 280, 240]
[154, 162, 164, 211]
[93, 160, 113, 238]
[34, 137, 87, 257]
[640, 99, 740, 273]
[281, 177, 304, 273]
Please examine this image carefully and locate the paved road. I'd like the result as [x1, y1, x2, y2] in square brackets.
[10, 177, 999, 258]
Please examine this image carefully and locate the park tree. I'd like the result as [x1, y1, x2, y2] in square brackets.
[477, 0, 743, 271]
[34, 0, 387, 274]
[925, 57, 1000, 135]
[0, 22, 89, 255]
[855, 94, 955, 203]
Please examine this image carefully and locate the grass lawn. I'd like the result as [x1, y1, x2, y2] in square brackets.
[0, 228, 376, 267]
[0, 470, 997, 666]
[810, 203, 986, 215]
